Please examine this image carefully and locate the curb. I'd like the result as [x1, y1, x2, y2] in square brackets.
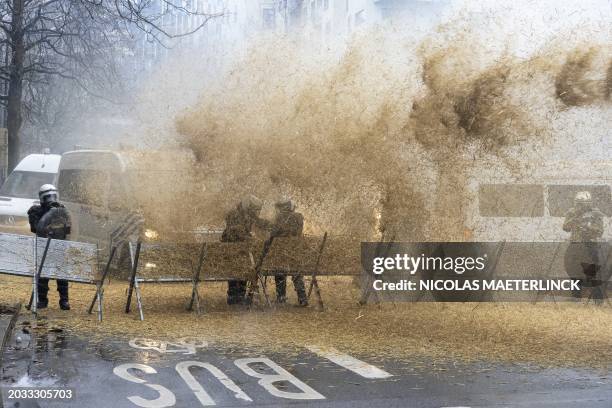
[0, 303, 20, 408]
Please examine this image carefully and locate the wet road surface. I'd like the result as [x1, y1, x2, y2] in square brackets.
[0, 317, 610, 408]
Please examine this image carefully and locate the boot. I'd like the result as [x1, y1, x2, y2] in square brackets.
[293, 275, 308, 307]
[37, 298, 48, 309]
[227, 281, 247, 305]
[37, 278, 50, 309]
[59, 294, 70, 310]
[59, 299, 70, 310]
[275, 275, 287, 303]
[227, 296, 240, 305]
[57, 280, 70, 310]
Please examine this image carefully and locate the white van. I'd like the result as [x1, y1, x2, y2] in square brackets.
[57, 149, 219, 266]
[57, 150, 132, 246]
[0, 152, 61, 234]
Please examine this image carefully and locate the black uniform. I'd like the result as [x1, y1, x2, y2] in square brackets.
[563, 206, 605, 242]
[27, 202, 71, 306]
[563, 205, 606, 301]
[271, 209, 308, 305]
[222, 206, 269, 304]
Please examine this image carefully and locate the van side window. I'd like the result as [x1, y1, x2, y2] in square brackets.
[479, 184, 544, 217]
[547, 185, 611, 217]
[58, 169, 109, 207]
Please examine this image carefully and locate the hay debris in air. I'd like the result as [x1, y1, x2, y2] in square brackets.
[135, 241, 263, 281]
[4, 5, 610, 370]
[203, 241, 262, 280]
[261, 236, 324, 275]
[318, 236, 364, 276]
[175, 20, 610, 243]
[0, 275, 610, 368]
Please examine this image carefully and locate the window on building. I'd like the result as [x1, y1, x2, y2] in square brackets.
[355, 9, 365, 26]
[547, 184, 611, 217]
[478, 184, 545, 217]
[290, 2, 302, 26]
[310, 1, 316, 23]
[263, 7, 276, 29]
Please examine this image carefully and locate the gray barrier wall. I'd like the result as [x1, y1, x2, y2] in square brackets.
[0, 232, 99, 283]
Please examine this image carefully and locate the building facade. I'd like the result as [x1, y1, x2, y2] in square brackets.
[266, 0, 450, 38]
[137, 0, 451, 68]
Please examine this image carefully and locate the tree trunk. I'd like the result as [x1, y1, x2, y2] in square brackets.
[7, 0, 25, 172]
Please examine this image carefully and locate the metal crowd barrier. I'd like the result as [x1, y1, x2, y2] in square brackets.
[122, 232, 378, 317]
[124, 240, 265, 320]
[0, 232, 99, 315]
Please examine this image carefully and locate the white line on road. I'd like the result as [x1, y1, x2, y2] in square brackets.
[306, 345, 392, 379]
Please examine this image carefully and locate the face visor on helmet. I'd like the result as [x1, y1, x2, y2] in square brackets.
[39, 184, 58, 206]
[574, 191, 592, 209]
[275, 199, 295, 212]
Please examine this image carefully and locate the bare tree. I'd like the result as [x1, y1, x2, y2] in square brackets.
[0, 0, 218, 171]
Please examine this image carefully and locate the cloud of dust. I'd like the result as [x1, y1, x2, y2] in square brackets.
[176, 31, 431, 239]
[555, 46, 612, 107]
[173, 10, 611, 241]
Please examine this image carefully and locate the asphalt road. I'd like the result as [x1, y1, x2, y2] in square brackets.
[0, 316, 610, 408]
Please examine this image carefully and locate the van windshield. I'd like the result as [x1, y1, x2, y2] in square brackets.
[0, 171, 55, 199]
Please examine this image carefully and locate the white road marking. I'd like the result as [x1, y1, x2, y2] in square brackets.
[235, 357, 325, 400]
[176, 361, 252, 406]
[306, 345, 393, 379]
[129, 337, 208, 355]
[113, 363, 176, 408]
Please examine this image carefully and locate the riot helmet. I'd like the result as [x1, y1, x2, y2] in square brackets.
[38, 184, 58, 206]
[574, 191, 592, 209]
[275, 197, 295, 212]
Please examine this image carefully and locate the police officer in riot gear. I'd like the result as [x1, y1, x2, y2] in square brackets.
[563, 191, 604, 241]
[563, 191, 606, 301]
[270, 198, 308, 306]
[222, 195, 270, 305]
[27, 184, 72, 310]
